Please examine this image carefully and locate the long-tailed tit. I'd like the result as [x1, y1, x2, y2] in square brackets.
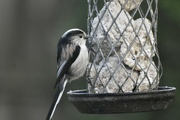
[46, 28, 89, 120]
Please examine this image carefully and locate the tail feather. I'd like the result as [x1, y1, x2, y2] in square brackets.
[46, 79, 68, 120]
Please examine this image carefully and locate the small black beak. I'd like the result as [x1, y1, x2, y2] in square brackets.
[84, 35, 89, 39]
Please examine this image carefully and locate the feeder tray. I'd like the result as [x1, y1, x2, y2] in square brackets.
[67, 86, 175, 114]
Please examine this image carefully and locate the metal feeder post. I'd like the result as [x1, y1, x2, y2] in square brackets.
[68, 0, 176, 114]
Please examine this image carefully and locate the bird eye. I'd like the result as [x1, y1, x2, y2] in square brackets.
[79, 35, 82, 38]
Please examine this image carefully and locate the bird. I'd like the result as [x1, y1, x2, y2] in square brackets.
[46, 28, 89, 120]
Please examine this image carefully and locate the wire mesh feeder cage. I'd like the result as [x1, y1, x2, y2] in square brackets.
[68, 0, 176, 114]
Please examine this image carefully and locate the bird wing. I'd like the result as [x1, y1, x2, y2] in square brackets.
[46, 45, 81, 120]
[54, 45, 81, 88]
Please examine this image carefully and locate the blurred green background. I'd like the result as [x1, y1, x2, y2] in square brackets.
[0, 0, 179, 120]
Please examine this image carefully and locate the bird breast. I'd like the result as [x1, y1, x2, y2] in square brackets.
[69, 45, 89, 81]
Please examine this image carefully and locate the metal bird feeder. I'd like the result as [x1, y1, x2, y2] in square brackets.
[67, 0, 176, 114]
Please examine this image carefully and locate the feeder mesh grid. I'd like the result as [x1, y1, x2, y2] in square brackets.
[86, 0, 162, 93]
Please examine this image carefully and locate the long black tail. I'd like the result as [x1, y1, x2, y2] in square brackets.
[46, 79, 68, 120]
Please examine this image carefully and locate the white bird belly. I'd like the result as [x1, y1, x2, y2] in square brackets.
[69, 45, 88, 81]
